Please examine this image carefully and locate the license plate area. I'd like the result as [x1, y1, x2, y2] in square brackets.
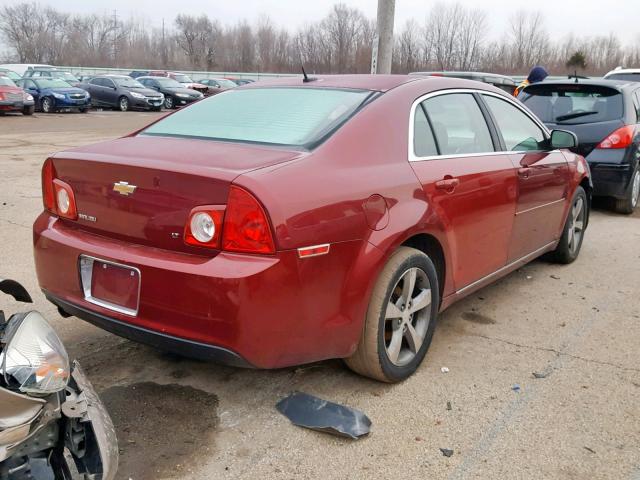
[79, 255, 140, 316]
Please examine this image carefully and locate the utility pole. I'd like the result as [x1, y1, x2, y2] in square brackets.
[372, 0, 395, 74]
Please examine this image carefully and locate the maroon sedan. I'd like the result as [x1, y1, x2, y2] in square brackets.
[34, 75, 591, 382]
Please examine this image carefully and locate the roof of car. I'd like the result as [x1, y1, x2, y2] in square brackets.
[409, 71, 516, 85]
[605, 68, 640, 76]
[240, 74, 424, 92]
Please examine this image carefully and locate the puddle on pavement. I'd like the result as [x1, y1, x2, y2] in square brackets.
[100, 382, 219, 480]
[462, 311, 497, 324]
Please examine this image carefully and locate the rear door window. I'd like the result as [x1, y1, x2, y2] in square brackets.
[520, 84, 624, 124]
[413, 106, 438, 157]
[421, 93, 494, 155]
[483, 95, 546, 151]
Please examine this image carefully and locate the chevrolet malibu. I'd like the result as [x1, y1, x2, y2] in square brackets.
[33, 75, 591, 382]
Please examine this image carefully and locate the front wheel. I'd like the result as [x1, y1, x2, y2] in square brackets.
[344, 247, 440, 382]
[615, 166, 640, 214]
[550, 186, 588, 264]
[118, 96, 129, 112]
[41, 97, 54, 113]
[164, 96, 174, 109]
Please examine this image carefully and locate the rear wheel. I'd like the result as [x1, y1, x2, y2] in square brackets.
[41, 97, 54, 113]
[118, 96, 129, 112]
[550, 186, 587, 264]
[164, 96, 174, 109]
[23, 105, 34, 115]
[344, 247, 439, 382]
[615, 166, 640, 214]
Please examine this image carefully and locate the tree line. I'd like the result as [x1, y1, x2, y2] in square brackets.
[1, 2, 638, 76]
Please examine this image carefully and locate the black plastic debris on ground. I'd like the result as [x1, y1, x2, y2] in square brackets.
[440, 448, 454, 457]
[276, 392, 371, 439]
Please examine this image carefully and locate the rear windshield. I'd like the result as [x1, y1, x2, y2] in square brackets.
[519, 84, 623, 124]
[605, 73, 640, 82]
[141, 87, 373, 148]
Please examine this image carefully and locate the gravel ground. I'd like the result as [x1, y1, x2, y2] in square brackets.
[1, 111, 638, 480]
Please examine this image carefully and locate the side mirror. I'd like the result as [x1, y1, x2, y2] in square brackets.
[550, 130, 578, 150]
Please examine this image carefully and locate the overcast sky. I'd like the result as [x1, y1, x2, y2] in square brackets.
[1, 0, 637, 44]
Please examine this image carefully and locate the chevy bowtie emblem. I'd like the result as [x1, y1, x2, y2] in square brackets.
[113, 181, 137, 196]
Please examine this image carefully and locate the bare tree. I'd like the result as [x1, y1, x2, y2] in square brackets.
[507, 10, 549, 70]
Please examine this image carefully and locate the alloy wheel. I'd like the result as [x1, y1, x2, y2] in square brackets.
[631, 170, 640, 209]
[164, 96, 174, 109]
[120, 97, 129, 112]
[383, 267, 432, 366]
[567, 196, 586, 254]
[42, 97, 52, 113]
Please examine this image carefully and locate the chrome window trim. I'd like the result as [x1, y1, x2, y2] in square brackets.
[79, 255, 141, 317]
[408, 88, 553, 163]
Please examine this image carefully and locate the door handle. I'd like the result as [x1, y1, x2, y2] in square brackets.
[518, 167, 531, 179]
[435, 178, 460, 192]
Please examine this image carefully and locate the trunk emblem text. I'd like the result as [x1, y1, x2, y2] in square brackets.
[113, 181, 137, 196]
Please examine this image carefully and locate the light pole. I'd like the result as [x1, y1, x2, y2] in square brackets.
[372, 0, 395, 74]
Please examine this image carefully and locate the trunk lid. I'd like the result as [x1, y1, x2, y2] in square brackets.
[51, 136, 304, 253]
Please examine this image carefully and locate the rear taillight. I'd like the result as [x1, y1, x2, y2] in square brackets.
[53, 179, 77, 220]
[42, 159, 56, 212]
[222, 186, 275, 254]
[42, 159, 77, 220]
[596, 125, 635, 149]
[184, 206, 224, 249]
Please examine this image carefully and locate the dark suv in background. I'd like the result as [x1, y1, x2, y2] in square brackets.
[519, 79, 640, 213]
[137, 76, 203, 109]
[80, 75, 164, 111]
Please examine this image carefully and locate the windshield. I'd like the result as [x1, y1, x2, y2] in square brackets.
[605, 73, 640, 82]
[35, 79, 72, 89]
[520, 84, 624, 124]
[51, 71, 79, 82]
[0, 76, 17, 87]
[141, 87, 373, 147]
[213, 79, 237, 88]
[155, 78, 182, 88]
[113, 77, 145, 88]
[173, 74, 194, 83]
[0, 70, 20, 81]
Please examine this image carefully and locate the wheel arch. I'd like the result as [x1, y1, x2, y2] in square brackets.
[400, 233, 446, 305]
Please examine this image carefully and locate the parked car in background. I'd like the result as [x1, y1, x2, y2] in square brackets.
[137, 76, 203, 109]
[80, 75, 164, 112]
[33, 75, 590, 383]
[128, 70, 150, 79]
[226, 78, 255, 86]
[410, 71, 517, 94]
[16, 78, 91, 113]
[0, 67, 21, 82]
[604, 68, 640, 82]
[196, 77, 237, 95]
[519, 79, 640, 213]
[148, 71, 209, 95]
[23, 68, 82, 87]
[0, 63, 53, 77]
[0, 75, 35, 115]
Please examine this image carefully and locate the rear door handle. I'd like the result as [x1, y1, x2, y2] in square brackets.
[518, 167, 531, 178]
[435, 178, 460, 191]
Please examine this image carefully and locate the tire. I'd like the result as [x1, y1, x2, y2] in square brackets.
[22, 105, 34, 115]
[550, 186, 588, 264]
[615, 166, 640, 214]
[164, 96, 175, 109]
[118, 96, 129, 112]
[41, 97, 54, 113]
[344, 246, 440, 383]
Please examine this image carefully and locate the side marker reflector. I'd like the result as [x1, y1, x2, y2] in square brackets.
[298, 244, 330, 258]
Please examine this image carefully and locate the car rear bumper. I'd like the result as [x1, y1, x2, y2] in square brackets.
[34, 213, 371, 369]
[589, 162, 634, 198]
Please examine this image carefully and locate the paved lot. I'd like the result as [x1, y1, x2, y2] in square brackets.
[1, 111, 639, 480]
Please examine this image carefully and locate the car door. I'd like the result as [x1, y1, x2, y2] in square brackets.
[87, 78, 108, 105]
[101, 78, 118, 107]
[409, 91, 518, 290]
[480, 93, 570, 261]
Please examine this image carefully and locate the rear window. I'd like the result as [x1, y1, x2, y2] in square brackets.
[519, 84, 624, 124]
[605, 73, 640, 82]
[141, 87, 374, 148]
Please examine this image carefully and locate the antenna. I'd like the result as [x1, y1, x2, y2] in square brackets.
[301, 65, 316, 83]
